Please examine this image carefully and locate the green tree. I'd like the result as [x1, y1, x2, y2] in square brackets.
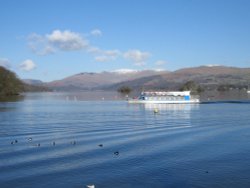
[179, 80, 203, 94]
[0, 66, 24, 96]
[117, 86, 132, 95]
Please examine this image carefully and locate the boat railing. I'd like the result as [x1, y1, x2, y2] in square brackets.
[191, 95, 200, 100]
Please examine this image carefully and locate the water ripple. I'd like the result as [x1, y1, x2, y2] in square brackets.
[1, 97, 250, 187]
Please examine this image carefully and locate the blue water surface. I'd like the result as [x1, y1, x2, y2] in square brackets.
[1, 92, 250, 188]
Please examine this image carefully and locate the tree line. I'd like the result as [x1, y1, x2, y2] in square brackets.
[0, 66, 24, 96]
[0, 66, 50, 97]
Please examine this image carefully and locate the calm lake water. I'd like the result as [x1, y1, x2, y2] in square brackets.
[1, 92, 250, 188]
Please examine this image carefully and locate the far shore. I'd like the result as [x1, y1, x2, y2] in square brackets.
[1, 90, 245, 102]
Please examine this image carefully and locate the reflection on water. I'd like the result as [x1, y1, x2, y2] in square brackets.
[1, 90, 250, 103]
[128, 103, 199, 120]
[201, 90, 250, 101]
[23, 91, 123, 101]
[0, 95, 24, 102]
[143, 103, 200, 111]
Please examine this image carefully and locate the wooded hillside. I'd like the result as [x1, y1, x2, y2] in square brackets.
[0, 66, 50, 97]
[0, 66, 23, 96]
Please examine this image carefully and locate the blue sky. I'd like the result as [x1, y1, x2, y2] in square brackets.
[0, 0, 250, 81]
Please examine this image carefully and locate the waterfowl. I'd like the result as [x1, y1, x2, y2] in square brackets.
[114, 151, 119, 155]
[71, 141, 76, 145]
[154, 108, 159, 114]
[86, 185, 95, 188]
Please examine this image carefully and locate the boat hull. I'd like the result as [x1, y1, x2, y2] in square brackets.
[128, 99, 200, 104]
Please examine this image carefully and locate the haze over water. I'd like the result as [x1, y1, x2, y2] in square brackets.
[1, 92, 250, 187]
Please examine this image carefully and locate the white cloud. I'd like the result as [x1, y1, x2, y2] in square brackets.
[0, 58, 11, 68]
[124, 50, 151, 66]
[19, 59, 36, 71]
[27, 30, 159, 67]
[28, 30, 89, 55]
[28, 30, 121, 63]
[155, 60, 166, 66]
[46, 30, 89, 51]
[90, 29, 102, 36]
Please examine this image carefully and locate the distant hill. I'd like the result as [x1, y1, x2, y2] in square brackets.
[22, 79, 44, 85]
[106, 66, 250, 91]
[30, 66, 250, 92]
[45, 70, 168, 91]
[22, 79, 51, 92]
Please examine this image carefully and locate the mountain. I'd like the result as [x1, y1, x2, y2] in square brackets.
[22, 79, 44, 85]
[45, 70, 168, 91]
[41, 66, 250, 92]
[106, 66, 250, 91]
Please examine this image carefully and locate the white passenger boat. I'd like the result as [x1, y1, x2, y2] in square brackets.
[128, 91, 200, 104]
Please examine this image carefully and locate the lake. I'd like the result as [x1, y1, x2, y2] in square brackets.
[1, 92, 250, 188]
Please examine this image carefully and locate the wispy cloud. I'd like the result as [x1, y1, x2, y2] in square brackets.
[19, 59, 36, 71]
[87, 46, 102, 54]
[28, 30, 121, 63]
[0, 58, 11, 68]
[90, 29, 102, 37]
[124, 50, 151, 66]
[155, 60, 167, 66]
[97, 49, 121, 62]
[28, 33, 54, 55]
[90, 48, 121, 62]
[94, 56, 111, 62]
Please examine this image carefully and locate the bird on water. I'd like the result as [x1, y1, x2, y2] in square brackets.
[114, 151, 119, 155]
[86, 185, 95, 188]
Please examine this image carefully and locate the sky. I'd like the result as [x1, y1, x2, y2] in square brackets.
[0, 0, 250, 82]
